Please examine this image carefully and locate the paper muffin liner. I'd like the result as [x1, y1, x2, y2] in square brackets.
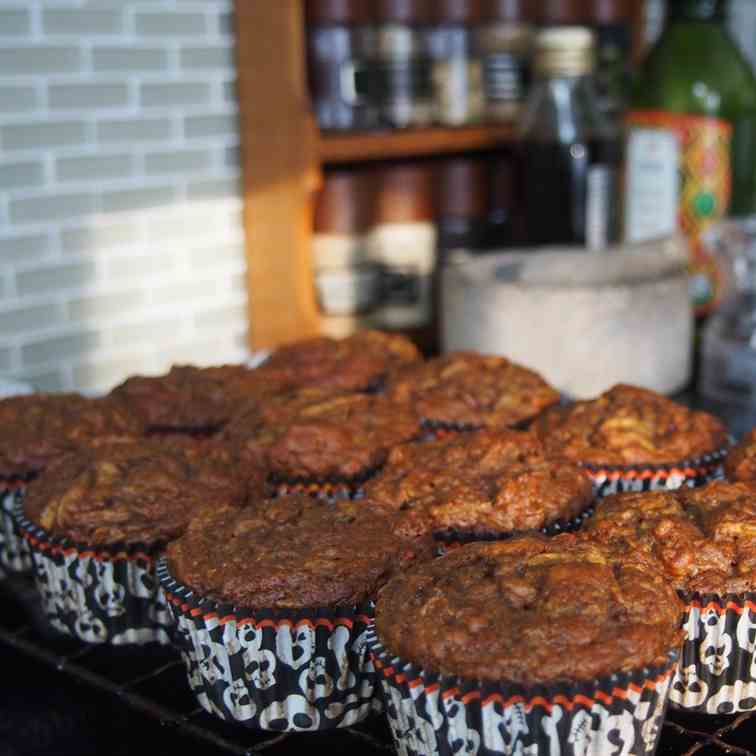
[0, 475, 34, 576]
[368, 624, 678, 756]
[669, 592, 756, 714]
[583, 445, 729, 498]
[269, 464, 383, 501]
[13, 500, 173, 645]
[157, 557, 381, 731]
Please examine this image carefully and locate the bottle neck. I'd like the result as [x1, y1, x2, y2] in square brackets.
[667, 0, 726, 23]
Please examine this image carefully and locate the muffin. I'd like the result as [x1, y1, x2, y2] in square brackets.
[15, 439, 256, 645]
[583, 483, 756, 713]
[159, 495, 436, 730]
[256, 330, 420, 393]
[110, 363, 279, 437]
[385, 352, 560, 436]
[536, 384, 729, 495]
[363, 429, 594, 542]
[369, 534, 682, 755]
[222, 390, 422, 497]
[0, 393, 141, 576]
[724, 427, 756, 482]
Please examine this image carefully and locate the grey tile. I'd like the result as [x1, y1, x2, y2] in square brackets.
[151, 279, 216, 303]
[10, 193, 94, 224]
[56, 154, 133, 183]
[135, 11, 207, 36]
[0, 161, 45, 190]
[22, 330, 102, 367]
[68, 290, 148, 321]
[92, 46, 167, 72]
[148, 211, 223, 241]
[17, 260, 97, 296]
[179, 45, 234, 70]
[97, 117, 173, 144]
[0, 348, 10, 372]
[223, 144, 240, 168]
[0, 304, 61, 336]
[144, 148, 211, 175]
[61, 222, 140, 254]
[15, 368, 68, 393]
[222, 79, 238, 104]
[0, 46, 80, 74]
[184, 113, 237, 139]
[43, 9, 123, 35]
[186, 176, 240, 200]
[2, 121, 87, 151]
[108, 253, 175, 279]
[0, 9, 29, 36]
[189, 242, 245, 268]
[49, 82, 129, 111]
[111, 318, 183, 348]
[230, 271, 246, 294]
[194, 302, 246, 329]
[140, 82, 211, 108]
[0, 233, 51, 265]
[74, 355, 154, 393]
[100, 186, 176, 213]
[0, 85, 37, 113]
[218, 11, 235, 36]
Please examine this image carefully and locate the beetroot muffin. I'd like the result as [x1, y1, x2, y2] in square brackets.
[15, 439, 255, 645]
[582, 482, 756, 713]
[256, 330, 421, 393]
[724, 428, 756, 482]
[536, 384, 729, 495]
[370, 534, 682, 755]
[222, 390, 422, 497]
[384, 352, 560, 435]
[363, 429, 594, 542]
[160, 495, 436, 730]
[0, 393, 141, 575]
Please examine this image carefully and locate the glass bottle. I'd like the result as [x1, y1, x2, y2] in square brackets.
[516, 27, 620, 248]
[625, 0, 756, 315]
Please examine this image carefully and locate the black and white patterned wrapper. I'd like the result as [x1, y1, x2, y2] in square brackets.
[583, 446, 729, 498]
[157, 557, 381, 731]
[670, 592, 756, 714]
[0, 477, 33, 576]
[368, 624, 678, 756]
[13, 500, 173, 645]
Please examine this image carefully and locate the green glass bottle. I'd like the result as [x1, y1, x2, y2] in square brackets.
[624, 0, 756, 315]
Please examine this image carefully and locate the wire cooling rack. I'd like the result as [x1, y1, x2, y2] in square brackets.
[1, 576, 754, 756]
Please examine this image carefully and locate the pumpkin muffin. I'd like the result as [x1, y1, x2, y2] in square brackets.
[370, 534, 682, 755]
[364, 430, 593, 541]
[535, 384, 728, 494]
[160, 495, 436, 730]
[384, 352, 560, 433]
[724, 428, 756, 482]
[256, 330, 421, 393]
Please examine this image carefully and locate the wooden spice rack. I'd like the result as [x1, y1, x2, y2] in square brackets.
[234, 0, 646, 349]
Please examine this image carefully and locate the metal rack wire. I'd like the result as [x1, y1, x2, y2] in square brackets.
[1, 576, 754, 756]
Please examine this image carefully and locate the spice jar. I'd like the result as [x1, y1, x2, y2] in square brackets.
[428, 0, 485, 125]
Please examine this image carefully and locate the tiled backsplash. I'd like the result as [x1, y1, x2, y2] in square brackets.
[0, 0, 248, 394]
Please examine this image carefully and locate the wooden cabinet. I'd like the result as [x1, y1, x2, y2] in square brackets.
[235, 0, 646, 349]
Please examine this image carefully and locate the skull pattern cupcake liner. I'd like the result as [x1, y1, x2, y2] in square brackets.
[0, 478, 33, 576]
[670, 592, 756, 714]
[367, 623, 679, 756]
[157, 557, 382, 731]
[13, 500, 173, 646]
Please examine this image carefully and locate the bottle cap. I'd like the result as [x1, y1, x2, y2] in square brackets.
[314, 169, 374, 234]
[305, 0, 372, 25]
[375, 0, 433, 24]
[373, 162, 436, 223]
[481, 0, 539, 23]
[535, 0, 588, 24]
[432, 0, 482, 24]
[533, 26, 595, 76]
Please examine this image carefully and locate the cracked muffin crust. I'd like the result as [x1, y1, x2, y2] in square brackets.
[363, 430, 593, 537]
[384, 352, 560, 430]
[725, 428, 756, 482]
[535, 384, 728, 467]
[23, 440, 253, 546]
[583, 482, 756, 595]
[167, 494, 436, 609]
[375, 533, 683, 683]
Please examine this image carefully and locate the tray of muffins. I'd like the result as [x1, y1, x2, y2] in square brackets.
[0, 330, 754, 755]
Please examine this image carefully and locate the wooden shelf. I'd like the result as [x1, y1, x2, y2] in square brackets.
[320, 125, 517, 164]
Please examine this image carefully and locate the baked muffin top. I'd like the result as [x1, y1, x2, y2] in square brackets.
[222, 391, 421, 480]
[375, 534, 683, 684]
[725, 428, 756, 482]
[0, 393, 142, 478]
[24, 440, 252, 546]
[110, 363, 279, 434]
[167, 495, 436, 609]
[364, 430, 593, 536]
[384, 352, 560, 429]
[256, 330, 420, 392]
[535, 384, 728, 466]
[584, 482, 756, 595]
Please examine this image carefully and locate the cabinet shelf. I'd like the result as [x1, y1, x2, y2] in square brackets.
[320, 125, 517, 164]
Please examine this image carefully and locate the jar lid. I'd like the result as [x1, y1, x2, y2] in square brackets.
[533, 26, 595, 76]
[305, 0, 372, 25]
[481, 0, 539, 23]
[591, 0, 634, 23]
[438, 158, 488, 219]
[374, 162, 435, 223]
[314, 169, 375, 234]
[375, 0, 433, 24]
[432, 0, 482, 24]
[534, 0, 588, 25]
